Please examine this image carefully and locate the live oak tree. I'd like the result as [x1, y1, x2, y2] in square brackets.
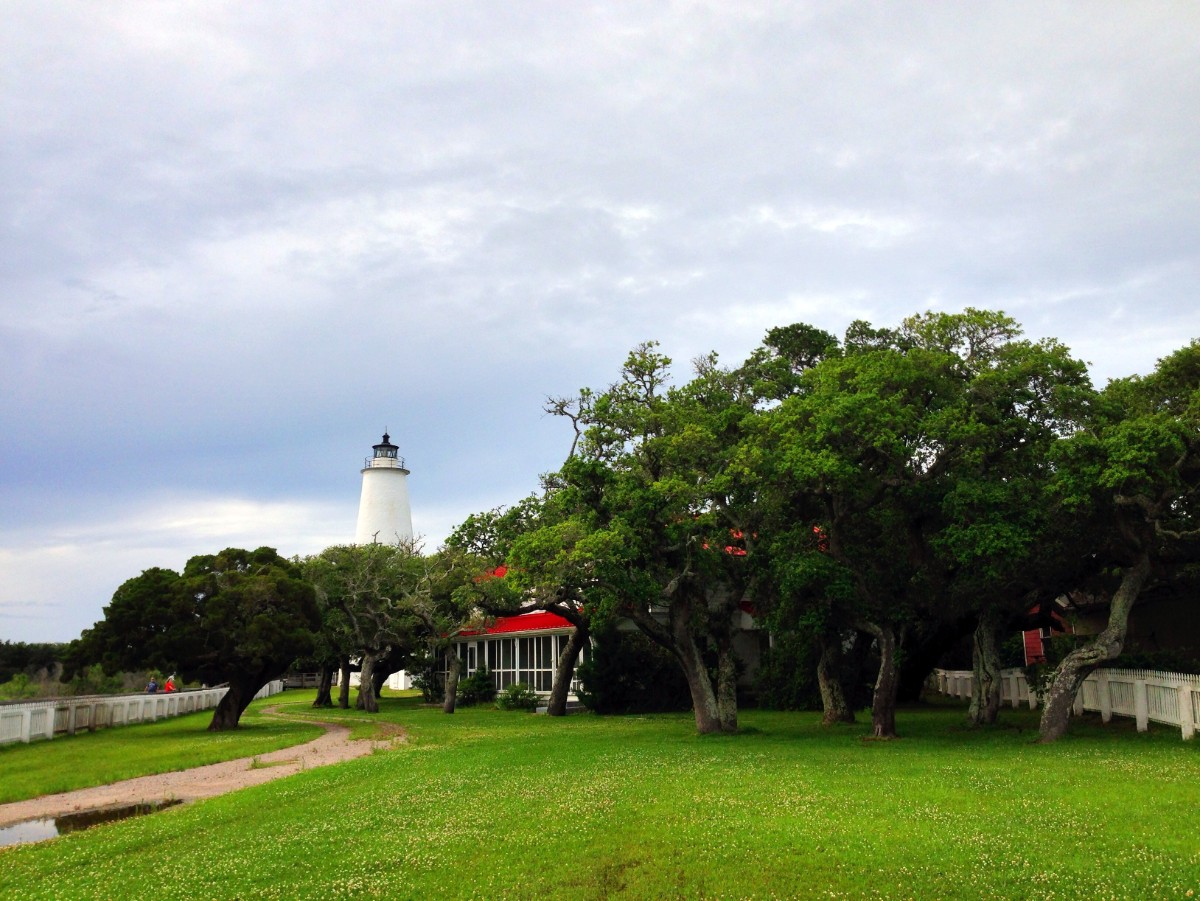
[1038, 340, 1200, 741]
[907, 314, 1092, 725]
[759, 322, 964, 738]
[296, 585, 354, 708]
[408, 547, 493, 714]
[65, 547, 319, 731]
[755, 310, 1091, 736]
[449, 494, 595, 717]
[543, 344, 760, 734]
[734, 323, 856, 725]
[303, 542, 426, 714]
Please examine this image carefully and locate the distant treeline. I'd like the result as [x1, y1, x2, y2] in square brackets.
[0, 640, 67, 683]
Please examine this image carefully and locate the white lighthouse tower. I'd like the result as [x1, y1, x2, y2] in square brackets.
[354, 432, 414, 546]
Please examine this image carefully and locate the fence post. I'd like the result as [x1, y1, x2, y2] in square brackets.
[1134, 679, 1149, 732]
[1073, 684, 1085, 716]
[20, 708, 32, 743]
[1097, 671, 1112, 723]
[1009, 671, 1021, 709]
[1179, 681, 1195, 741]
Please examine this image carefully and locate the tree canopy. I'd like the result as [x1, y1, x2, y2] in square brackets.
[65, 547, 319, 730]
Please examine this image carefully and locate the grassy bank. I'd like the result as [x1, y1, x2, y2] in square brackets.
[1, 694, 1197, 899]
[0, 696, 322, 803]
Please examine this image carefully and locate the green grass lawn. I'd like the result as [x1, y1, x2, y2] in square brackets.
[0, 695, 323, 803]
[1, 693, 1197, 899]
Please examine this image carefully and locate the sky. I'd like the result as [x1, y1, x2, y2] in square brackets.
[2, 2, 1198, 643]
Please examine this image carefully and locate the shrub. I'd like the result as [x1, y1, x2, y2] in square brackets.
[457, 665, 497, 706]
[0, 673, 40, 700]
[407, 648, 445, 703]
[753, 631, 821, 711]
[577, 623, 691, 714]
[496, 682, 540, 711]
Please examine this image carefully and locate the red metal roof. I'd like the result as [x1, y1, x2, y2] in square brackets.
[461, 611, 573, 637]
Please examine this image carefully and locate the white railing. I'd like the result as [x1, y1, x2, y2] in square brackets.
[0, 680, 285, 746]
[933, 667, 1199, 740]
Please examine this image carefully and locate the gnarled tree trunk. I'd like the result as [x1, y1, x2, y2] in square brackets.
[675, 635, 721, 733]
[968, 609, 1002, 726]
[664, 595, 729, 734]
[442, 650, 462, 714]
[372, 665, 388, 700]
[208, 676, 260, 731]
[862, 621, 900, 739]
[313, 665, 334, 708]
[627, 589, 735, 734]
[1039, 555, 1152, 743]
[337, 657, 351, 709]
[356, 652, 380, 713]
[716, 640, 738, 733]
[817, 632, 855, 725]
[547, 625, 588, 716]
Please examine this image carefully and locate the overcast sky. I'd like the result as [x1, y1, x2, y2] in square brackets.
[3, 2, 1198, 642]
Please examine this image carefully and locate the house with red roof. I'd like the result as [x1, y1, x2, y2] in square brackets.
[452, 610, 586, 696]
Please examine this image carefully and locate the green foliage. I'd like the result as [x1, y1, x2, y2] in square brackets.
[752, 631, 822, 711]
[64, 547, 320, 728]
[0, 641, 66, 683]
[456, 665, 497, 706]
[0, 672, 40, 700]
[999, 633, 1027, 669]
[577, 624, 691, 714]
[406, 646, 444, 703]
[1103, 649, 1200, 675]
[0, 663, 137, 700]
[63, 663, 127, 696]
[495, 681, 540, 711]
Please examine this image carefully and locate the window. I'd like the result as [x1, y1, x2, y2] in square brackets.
[457, 631, 576, 695]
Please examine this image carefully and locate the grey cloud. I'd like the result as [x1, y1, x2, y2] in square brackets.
[2, 1, 1198, 640]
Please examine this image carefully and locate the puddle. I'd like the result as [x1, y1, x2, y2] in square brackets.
[0, 799, 183, 848]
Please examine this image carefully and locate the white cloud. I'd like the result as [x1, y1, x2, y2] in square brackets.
[0, 494, 353, 641]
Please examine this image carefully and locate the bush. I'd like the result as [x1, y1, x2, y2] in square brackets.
[0, 673, 40, 700]
[65, 663, 127, 696]
[577, 623, 691, 714]
[407, 648, 445, 703]
[457, 665, 497, 706]
[753, 631, 821, 711]
[496, 682, 540, 711]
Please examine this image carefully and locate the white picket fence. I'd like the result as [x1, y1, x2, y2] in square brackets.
[934, 667, 1200, 740]
[0, 680, 285, 746]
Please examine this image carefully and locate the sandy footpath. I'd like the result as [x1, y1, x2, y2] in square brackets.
[0, 707, 404, 828]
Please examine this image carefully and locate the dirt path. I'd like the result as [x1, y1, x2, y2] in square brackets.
[0, 707, 404, 828]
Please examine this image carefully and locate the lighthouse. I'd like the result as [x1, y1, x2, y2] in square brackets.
[354, 432, 414, 546]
